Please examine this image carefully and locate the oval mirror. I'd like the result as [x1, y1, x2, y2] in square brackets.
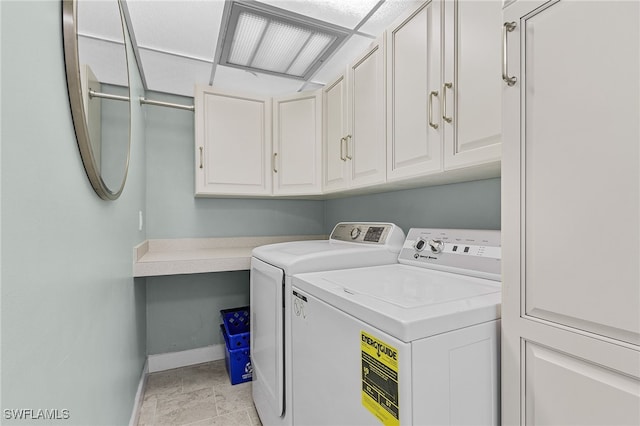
[63, 0, 131, 200]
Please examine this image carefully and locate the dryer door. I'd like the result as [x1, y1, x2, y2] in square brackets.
[250, 257, 285, 417]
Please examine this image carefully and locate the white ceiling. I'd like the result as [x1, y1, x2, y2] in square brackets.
[78, 0, 423, 98]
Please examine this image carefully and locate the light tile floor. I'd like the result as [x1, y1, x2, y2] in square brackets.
[137, 360, 262, 426]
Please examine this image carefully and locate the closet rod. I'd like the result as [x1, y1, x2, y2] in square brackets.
[140, 97, 195, 112]
[88, 89, 195, 112]
[88, 89, 129, 103]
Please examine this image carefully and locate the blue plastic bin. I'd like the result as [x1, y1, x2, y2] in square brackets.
[220, 306, 250, 348]
[220, 324, 252, 385]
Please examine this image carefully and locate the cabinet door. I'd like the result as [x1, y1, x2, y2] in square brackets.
[272, 91, 322, 196]
[323, 74, 349, 192]
[348, 38, 386, 188]
[501, 1, 640, 425]
[386, 1, 442, 181]
[195, 86, 271, 196]
[442, 0, 502, 170]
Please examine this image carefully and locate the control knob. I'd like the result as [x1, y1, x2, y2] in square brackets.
[414, 237, 426, 252]
[428, 239, 445, 253]
[350, 227, 362, 240]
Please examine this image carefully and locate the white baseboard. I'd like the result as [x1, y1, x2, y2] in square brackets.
[147, 344, 226, 373]
[129, 359, 148, 426]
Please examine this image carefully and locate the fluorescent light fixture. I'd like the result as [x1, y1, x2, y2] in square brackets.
[218, 1, 349, 80]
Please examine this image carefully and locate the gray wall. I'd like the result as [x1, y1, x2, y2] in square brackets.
[324, 178, 501, 233]
[1, 1, 146, 424]
[144, 92, 325, 354]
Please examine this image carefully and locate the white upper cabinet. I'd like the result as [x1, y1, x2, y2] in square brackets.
[195, 86, 272, 196]
[323, 74, 349, 192]
[272, 91, 322, 196]
[441, 0, 502, 170]
[347, 37, 387, 188]
[386, 0, 502, 182]
[324, 38, 386, 193]
[386, 1, 442, 181]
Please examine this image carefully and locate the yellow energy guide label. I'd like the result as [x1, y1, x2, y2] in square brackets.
[361, 331, 399, 426]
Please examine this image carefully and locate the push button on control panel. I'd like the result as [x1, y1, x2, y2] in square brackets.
[413, 237, 426, 252]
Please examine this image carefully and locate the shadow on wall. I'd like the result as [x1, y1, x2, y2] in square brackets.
[323, 178, 501, 232]
[145, 271, 250, 355]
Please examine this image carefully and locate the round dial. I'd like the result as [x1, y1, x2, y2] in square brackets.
[350, 227, 362, 240]
[428, 239, 445, 253]
[414, 237, 426, 252]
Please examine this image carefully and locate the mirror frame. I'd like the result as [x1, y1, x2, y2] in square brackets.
[62, 0, 131, 200]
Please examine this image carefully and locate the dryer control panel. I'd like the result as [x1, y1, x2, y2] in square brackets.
[330, 222, 404, 247]
[399, 228, 502, 281]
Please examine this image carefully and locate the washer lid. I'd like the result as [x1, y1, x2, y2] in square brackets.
[292, 264, 501, 342]
[342, 266, 499, 309]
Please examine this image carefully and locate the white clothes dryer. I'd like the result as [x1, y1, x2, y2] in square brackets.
[250, 223, 405, 426]
[290, 228, 502, 426]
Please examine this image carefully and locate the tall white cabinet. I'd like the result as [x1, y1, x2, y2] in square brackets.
[501, 1, 640, 425]
[194, 86, 272, 196]
[323, 38, 386, 193]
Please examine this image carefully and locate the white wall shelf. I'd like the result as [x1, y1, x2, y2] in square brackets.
[133, 235, 326, 277]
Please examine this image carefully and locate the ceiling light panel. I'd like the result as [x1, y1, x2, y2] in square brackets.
[251, 19, 311, 73]
[256, 0, 381, 30]
[228, 12, 267, 65]
[218, 1, 349, 80]
[287, 33, 334, 77]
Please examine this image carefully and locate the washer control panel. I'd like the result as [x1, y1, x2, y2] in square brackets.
[330, 223, 399, 245]
[400, 228, 502, 280]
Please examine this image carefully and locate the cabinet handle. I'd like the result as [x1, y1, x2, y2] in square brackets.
[442, 83, 453, 123]
[428, 91, 439, 129]
[340, 137, 347, 161]
[345, 134, 353, 160]
[199, 147, 203, 169]
[502, 22, 517, 86]
[273, 153, 278, 173]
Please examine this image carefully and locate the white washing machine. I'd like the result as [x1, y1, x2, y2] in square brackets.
[290, 228, 502, 426]
[250, 223, 405, 426]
